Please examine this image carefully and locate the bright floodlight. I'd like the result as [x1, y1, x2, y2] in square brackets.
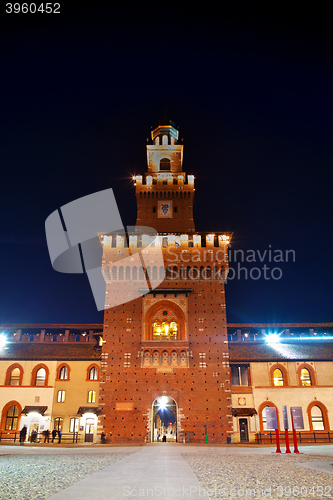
[158, 396, 168, 411]
[0, 334, 7, 348]
[265, 333, 280, 344]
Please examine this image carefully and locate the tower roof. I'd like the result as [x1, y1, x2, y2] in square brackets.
[153, 108, 176, 130]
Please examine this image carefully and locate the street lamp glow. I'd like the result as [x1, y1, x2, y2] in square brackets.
[265, 333, 280, 344]
[0, 334, 7, 348]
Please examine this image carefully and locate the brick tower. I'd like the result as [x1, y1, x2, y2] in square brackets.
[99, 113, 233, 443]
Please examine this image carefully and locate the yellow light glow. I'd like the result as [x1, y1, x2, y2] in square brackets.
[153, 321, 178, 340]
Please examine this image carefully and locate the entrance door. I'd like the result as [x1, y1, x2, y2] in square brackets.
[85, 418, 94, 442]
[152, 395, 177, 442]
[239, 418, 249, 442]
[29, 417, 39, 442]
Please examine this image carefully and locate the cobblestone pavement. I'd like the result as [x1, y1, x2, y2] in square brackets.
[0, 452, 131, 500]
[183, 452, 333, 499]
[1, 444, 333, 499]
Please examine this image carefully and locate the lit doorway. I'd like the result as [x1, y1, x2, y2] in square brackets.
[152, 395, 177, 442]
[85, 418, 94, 442]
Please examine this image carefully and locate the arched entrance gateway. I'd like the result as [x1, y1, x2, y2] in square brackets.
[151, 396, 178, 442]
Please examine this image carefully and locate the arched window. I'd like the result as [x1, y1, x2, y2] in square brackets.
[273, 368, 283, 386]
[35, 368, 46, 387]
[5, 364, 23, 386]
[311, 406, 324, 430]
[9, 368, 21, 386]
[88, 391, 96, 403]
[59, 366, 68, 380]
[139, 266, 145, 280]
[5, 405, 19, 430]
[307, 401, 329, 431]
[270, 364, 288, 386]
[160, 158, 170, 171]
[162, 135, 168, 145]
[89, 366, 98, 380]
[300, 368, 311, 386]
[297, 364, 315, 386]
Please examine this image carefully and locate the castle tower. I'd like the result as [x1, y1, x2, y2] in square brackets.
[99, 114, 233, 444]
[135, 111, 195, 232]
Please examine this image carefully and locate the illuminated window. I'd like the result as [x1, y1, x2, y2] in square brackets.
[300, 368, 311, 386]
[88, 390, 96, 403]
[59, 366, 68, 380]
[35, 368, 46, 386]
[9, 368, 21, 386]
[89, 366, 98, 380]
[311, 406, 324, 430]
[153, 321, 178, 340]
[5, 405, 19, 430]
[273, 368, 283, 386]
[69, 418, 79, 433]
[54, 417, 63, 431]
[57, 390, 65, 402]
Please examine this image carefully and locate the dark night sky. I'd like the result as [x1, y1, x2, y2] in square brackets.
[1, 3, 332, 325]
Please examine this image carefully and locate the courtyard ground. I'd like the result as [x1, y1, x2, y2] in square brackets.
[0, 444, 333, 499]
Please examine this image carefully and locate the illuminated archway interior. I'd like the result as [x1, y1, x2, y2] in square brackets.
[152, 395, 177, 442]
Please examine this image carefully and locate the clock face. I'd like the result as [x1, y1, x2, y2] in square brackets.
[238, 397, 246, 406]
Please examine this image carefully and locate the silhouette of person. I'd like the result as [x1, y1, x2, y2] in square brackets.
[51, 429, 57, 443]
[19, 425, 27, 443]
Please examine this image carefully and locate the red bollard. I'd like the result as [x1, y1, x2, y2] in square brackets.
[275, 429, 281, 453]
[285, 429, 291, 453]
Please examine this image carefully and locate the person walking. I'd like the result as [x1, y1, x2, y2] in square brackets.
[58, 429, 62, 443]
[43, 429, 50, 443]
[51, 429, 57, 443]
[19, 425, 27, 443]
